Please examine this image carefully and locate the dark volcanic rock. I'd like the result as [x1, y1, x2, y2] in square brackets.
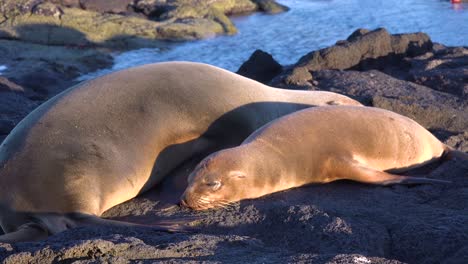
[252, 0, 289, 14]
[131, 0, 169, 18]
[0, 77, 24, 93]
[406, 46, 468, 98]
[0, 92, 39, 139]
[237, 49, 282, 84]
[0, 39, 113, 99]
[273, 28, 432, 88]
[31, 2, 63, 17]
[311, 70, 467, 133]
[269, 28, 467, 136]
[0, 77, 38, 140]
[444, 131, 468, 152]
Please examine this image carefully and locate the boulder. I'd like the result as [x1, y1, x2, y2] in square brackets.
[252, 0, 289, 14]
[0, 39, 113, 98]
[237, 49, 282, 84]
[0, 77, 24, 93]
[131, 0, 169, 18]
[273, 28, 433, 87]
[407, 47, 468, 98]
[0, 92, 39, 137]
[79, 0, 134, 14]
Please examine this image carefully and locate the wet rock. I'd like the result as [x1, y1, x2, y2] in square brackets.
[253, 0, 289, 14]
[237, 49, 282, 84]
[0, 77, 24, 93]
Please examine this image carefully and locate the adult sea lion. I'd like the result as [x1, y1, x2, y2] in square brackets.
[180, 106, 462, 210]
[0, 62, 361, 243]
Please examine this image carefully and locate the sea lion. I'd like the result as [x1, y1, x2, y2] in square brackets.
[0, 61, 361, 243]
[180, 106, 462, 210]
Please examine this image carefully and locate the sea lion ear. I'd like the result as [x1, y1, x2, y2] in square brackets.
[229, 171, 246, 179]
[326, 100, 340, 105]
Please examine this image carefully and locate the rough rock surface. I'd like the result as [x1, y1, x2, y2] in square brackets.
[0, 87, 40, 142]
[0, 39, 113, 99]
[0, 0, 289, 48]
[272, 28, 433, 88]
[237, 49, 282, 84]
[0, 39, 113, 138]
[311, 70, 467, 133]
[406, 46, 468, 98]
[0, 29, 467, 263]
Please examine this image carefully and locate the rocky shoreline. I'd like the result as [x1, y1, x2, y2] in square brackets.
[0, 0, 288, 47]
[0, 27, 467, 263]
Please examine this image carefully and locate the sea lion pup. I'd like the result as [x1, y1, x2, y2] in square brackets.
[180, 106, 461, 210]
[0, 62, 361, 243]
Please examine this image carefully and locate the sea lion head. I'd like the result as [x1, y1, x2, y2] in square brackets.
[180, 148, 252, 210]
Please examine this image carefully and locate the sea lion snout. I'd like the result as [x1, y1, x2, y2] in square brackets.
[179, 197, 189, 208]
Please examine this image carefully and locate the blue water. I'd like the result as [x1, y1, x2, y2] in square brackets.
[80, 0, 468, 80]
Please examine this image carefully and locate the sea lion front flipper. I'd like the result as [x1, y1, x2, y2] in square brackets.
[330, 158, 451, 186]
[0, 222, 48, 243]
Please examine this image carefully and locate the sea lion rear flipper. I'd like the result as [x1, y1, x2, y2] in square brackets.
[443, 146, 468, 162]
[68, 213, 197, 233]
[0, 222, 48, 243]
[331, 158, 451, 185]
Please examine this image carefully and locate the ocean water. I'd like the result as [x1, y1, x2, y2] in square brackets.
[79, 0, 468, 80]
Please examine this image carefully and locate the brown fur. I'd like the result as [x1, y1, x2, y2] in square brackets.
[181, 106, 451, 210]
[0, 62, 361, 243]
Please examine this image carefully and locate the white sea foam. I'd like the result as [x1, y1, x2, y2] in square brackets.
[0, 65, 7, 75]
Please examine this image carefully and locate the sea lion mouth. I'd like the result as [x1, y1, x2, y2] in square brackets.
[180, 195, 233, 211]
